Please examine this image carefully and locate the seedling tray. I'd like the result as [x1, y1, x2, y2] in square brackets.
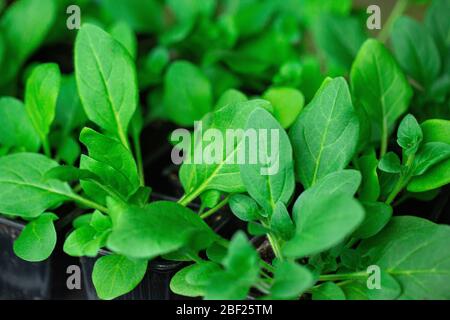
[0, 216, 52, 300]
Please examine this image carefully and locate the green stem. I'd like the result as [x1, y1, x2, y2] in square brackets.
[132, 133, 145, 186]
[319, 271, 367, 282]
[178, 187, 205, 206]
[260, 260, 275, 273]
[380, 119, 388, 159]
[378, 0, 409, 43]
[200, 196, 230, 219]
[267, 233, 284, 261]
[385, 154, 415, 205]
[42, 137, 51, 158]
[69, 194, 108, 213]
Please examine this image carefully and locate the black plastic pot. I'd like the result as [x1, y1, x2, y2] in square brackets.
[0, 216, 52, 300]
[80, 254, 185, 300]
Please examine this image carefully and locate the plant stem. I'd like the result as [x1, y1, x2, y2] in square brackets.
[42, 137, 51, 158]
[380, 119, 388, 159]
[267, 233, 284, 261]
[260, 260, 275, 273]
[319, 271, 367, 282]
[178, 187, 204, 206]
[200, 196, 230, 219]
[378, 0, 409, 43]
[69, 194, 108, 213]
[132, 133, 145, 186]
[385, 154, 415, 205]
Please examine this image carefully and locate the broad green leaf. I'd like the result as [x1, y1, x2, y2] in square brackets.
[179, 100, 272, 197]
[391, 16, 441, 87]
[79, 128, 140, 204]
[0, 97, 40, 152]
[357, 149, 380, 202]
[397, 114, 423, 156]
[163, 61, 212, 126]
[289, 77, 359, 188]
[109, 21, 137, 60]
[100, 0, 163, 33]
[13, 213, 58, 262]
[25, 63, 61, 142]
[64, 225, 98, 257]
[270, 261, 314, 299]
[170, 262, 221, 297]
[340, 281, 368, 300]
[350, 39, 413, 144]
[293, 169, 362, 217]
[229, 194, 261, 222]
[215, 89, 247, 110]
[359, 216, 450, 299]
[44, 165, 100, 183]
[55, 75, 87, 135]
[312, 282, 346, 300]
[412, 142, 450, 176]
[284, 193, 365, 258]
[425, 0, 450, 63]
[0, 153, 73, 218]
[367, 271, 401, 300]
[378, 152, 402, 173]
[408, 119, 450, 192]
[352, 202, 393, 239]
[0, 0, 56, 86]
[93, 254, 147, 300]
[270, 202, 295, 241]
[75, 24, 137, 146]
[313, 14, 366, 71]
[205, 232, 260, 300]
[239, 108, 295, 215]
[56, 135, 81, 165]
[107, 199, 217, 259]
[262, 87, 304, 128]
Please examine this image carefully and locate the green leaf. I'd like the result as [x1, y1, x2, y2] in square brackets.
[109, 21, 137, 60]
[425, 0, 450, 63]
[56, 135, 81, 165]
[0, 97, 40, 152]
[270, 261, 314, 299]
[100, 0, 163, 33]
[0, 0, 56, 86]
[412, 142, 450, 176]
[44, 165, 100, 183]
[0, 153, 73, 218]
[205, 232, 260, 300]
[64, 225, 98, 257]
[367, 271, 401, 300]
[313, 14, 366, 71]
[107, 199, 217, 259]
[397, 114, 423, 156]
[391, 16, 441, 87]
[408, 119, 450, 192]
[262, 87, 304, 129]
[270, 202, 295, 241]
[356, 149, 380, 202]
[359, 216, 450, 299]
[352, 202, 393, 239]
[284, 193, 365, 258]
[179, 100, 272, 198]
[163, 61, 212, 126]
[215, 89, 247, 110]
[350, 39, 413, 144]
[92, 254, 147, 300]
[170, 262, 221, 297]
[79, 128, 140, 203]
[25, 63, 61, 143]
[229, 194, 262, 222]
[13, 213, 58, 262]
[239, 108, 295, 215]
[55, 75, 87, 135]
[290, 77, 359, 188]
[378, 152, 402, 173]
[312, 282, 346, 300]
[75, 24, 137, 146]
